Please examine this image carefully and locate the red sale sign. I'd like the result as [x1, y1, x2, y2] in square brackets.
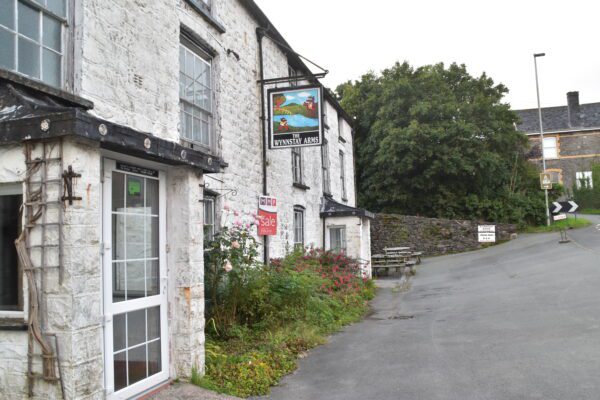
[258, 196, 277, 236]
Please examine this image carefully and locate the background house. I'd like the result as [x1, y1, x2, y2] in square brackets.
[515, 91, 600, 190]
[0, 0, 369, 399]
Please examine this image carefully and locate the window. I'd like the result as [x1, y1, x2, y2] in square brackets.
[339, 150, 347, 200]
[546, 169, 562, 184]
[322, 139, 331, 194]
[0, 183, 23, 312]
[293, 206, 304, 249]
[288, 65, 299, 86]
[576, 171, 593, 189]
[0, 0, 67, 87]
[338, 115, 345, 141]
[542, 137, 558, 159]
[329, 226, 346, 253]
[292, 147, 303, 184]
[203, 196, 216, 243]
[179, 39, 213, 149]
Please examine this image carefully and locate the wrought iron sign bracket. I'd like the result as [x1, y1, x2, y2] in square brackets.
[199, 182, 238, 201]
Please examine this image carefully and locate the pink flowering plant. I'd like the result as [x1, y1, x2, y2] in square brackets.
[204, 206, 262, 330]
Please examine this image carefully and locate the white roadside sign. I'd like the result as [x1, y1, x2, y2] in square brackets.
[553, 213, 567, 221]
[478, 225, 496, 243]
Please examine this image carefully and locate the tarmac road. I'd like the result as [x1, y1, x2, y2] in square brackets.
[262, 215, 600, 400]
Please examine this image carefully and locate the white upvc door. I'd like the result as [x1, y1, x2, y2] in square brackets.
[102, 158, 169, 399]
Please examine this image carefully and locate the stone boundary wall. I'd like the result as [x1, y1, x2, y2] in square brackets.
[371, 214, 518, 256]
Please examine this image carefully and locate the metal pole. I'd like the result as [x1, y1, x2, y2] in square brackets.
[257, 28, 269, 264]
[534, 53, 551, 227]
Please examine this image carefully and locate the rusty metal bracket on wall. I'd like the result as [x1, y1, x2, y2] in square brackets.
[61, 165, 81, 205]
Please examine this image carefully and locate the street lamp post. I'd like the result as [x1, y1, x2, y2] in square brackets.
[534, 52, 551, 227]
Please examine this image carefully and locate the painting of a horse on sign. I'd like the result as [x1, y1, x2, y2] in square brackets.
[271, 87, 320, 134]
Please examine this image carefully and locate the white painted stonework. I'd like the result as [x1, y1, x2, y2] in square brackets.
[0, 1, 371, 399]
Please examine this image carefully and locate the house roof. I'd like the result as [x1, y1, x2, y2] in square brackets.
[320, 198, 374, 219]
[515, 102, 600, 134]
[0, 70, 222, 172]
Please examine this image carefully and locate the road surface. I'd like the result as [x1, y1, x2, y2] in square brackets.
[263, 215, 600, 400]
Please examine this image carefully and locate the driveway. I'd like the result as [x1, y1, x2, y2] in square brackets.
[262, 215, 600, 400]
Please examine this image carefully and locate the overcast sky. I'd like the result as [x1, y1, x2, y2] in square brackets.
[255, 0, 599, 110]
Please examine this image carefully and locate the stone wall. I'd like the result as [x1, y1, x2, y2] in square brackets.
[371, 214, 517, 256]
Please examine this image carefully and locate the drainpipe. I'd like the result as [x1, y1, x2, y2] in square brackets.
[257, 27, 269, 264]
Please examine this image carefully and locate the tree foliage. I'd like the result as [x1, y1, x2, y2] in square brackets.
[337, 62, 554, 225]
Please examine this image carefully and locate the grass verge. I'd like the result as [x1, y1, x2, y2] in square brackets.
[580, 209, 600, 215]
[522, 216, 592, 233]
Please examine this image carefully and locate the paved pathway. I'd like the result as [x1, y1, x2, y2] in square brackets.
[261, 216, 600, 400]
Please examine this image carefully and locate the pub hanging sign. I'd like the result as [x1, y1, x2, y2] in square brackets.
[268, 85, 323, 149]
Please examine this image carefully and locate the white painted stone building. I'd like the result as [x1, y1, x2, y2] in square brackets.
[0, 0, 371, 399]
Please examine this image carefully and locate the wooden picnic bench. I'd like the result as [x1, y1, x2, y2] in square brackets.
[370, 247, 424, 278]
[372, 253, 411, 277]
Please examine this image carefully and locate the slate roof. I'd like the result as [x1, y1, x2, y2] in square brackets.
[515, 102, 600, 134]
[320, 198, 374, 219]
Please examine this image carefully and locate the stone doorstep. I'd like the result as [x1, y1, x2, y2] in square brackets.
[147, 382, 241, 400]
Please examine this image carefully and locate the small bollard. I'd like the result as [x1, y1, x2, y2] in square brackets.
[559, 228, 570, 244]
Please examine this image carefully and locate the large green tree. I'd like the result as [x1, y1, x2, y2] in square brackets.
[337, 62, 551, 225]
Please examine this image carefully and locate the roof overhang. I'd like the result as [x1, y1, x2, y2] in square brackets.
[320, 198, 374, 219]
[0, 72, 222, 173]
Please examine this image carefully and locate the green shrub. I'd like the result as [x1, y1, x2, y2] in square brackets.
[199, 243, 375, 397]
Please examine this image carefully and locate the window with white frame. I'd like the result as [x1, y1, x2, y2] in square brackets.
[292, 147, 303, 184]
[0, 183, 23, 312]
[0, 0, 67, 87]
[293, 206, 304, 249]
[339, 150, 347, 200]
[321, 139, 331, 194]
[179, 38, 213, 149]
[329, 226, 346, 253]
[203, 196, 216, 243]
[542, 137, 558, 159]
[576, 171, 593, 189]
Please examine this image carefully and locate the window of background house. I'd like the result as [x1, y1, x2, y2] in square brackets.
[576, 171, 593, 189]
[542, 137, 558, 159]
[546, 169, 562, 185]
[329, 226, 346, 254]
[322, 139, 331, 194]
[339, 150, 347, 200]
[293, 206, 304, 249]
[338, 115, 344, 140]
[180, 38, 213, 149]
[0, 184, 23, 312]
[0, 0, 67, 87]
[292, 147, 303, 184]
[203, 196, 216, 243]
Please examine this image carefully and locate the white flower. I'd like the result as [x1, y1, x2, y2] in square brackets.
[223, 260, 233, 273]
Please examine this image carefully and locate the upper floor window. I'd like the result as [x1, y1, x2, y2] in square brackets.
[293, 206, 304, 249]
[0, 0, 67, 87]
[339, 150, 347, 200]
[0, 183, 23, 312]
[321, 139, 331, 194]
[288, 65, 299, 86]
[179, 39, 213, 150]
[542, 137, 558, 159]
[292, 147, 303, 184]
